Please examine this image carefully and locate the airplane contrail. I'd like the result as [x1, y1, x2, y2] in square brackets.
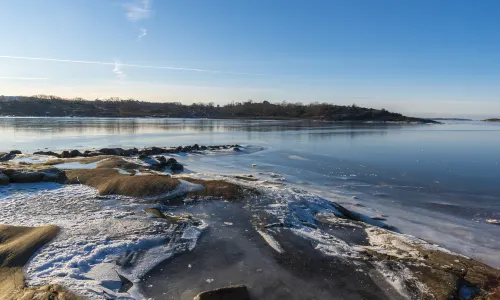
[0, 55, 262, 76]
[0, 76, 49, 80]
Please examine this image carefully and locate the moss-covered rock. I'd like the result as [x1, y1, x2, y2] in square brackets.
[95, 157, 143, 171]
[66, 168, 180, 198]
[0, 224, 80, 300]
[183, 178, 258, 201]
[0, 162, 67, 184]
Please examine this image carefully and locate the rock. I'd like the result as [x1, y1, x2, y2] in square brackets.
[0, 153, 14, 162]
[200, 145, 208, 150]
[165, 158, 183, 172]
[99, 148, 122, 156]
[233, 147, 241, 151]
[87, 151, 104, 157]
[60, 150, 71, 158]
[150, 147, 165, 155]
[65, 169, 180, 198]
[138, 153, 149, 159]
[194, 285, 250, 300]
[9, 150, 22, 155]
[33, 151, 60, 157]
[156, 156, 167, 166]
[121, 148, 138, 156]
[70, 150, 83, 158]
[0, 172, 9, 185]
[41, 169, 66, 182]
[193, 144, 200, 150]
[7, 168, 66, 183]
[8, 171, 44, 183]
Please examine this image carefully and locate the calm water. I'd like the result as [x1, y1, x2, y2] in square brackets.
[1, 117, 499, 266]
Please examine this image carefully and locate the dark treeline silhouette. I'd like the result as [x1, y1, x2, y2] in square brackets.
[0, 95, 436, 123]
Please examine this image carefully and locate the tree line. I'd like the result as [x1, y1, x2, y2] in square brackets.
[0, 95, 434, 123]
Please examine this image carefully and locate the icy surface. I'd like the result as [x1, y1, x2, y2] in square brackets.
[11, 154, 56, 164]
[53, 161, 99, 169]
[0, 183, 206, 299]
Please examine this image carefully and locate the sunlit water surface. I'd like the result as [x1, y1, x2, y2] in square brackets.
[1, 117, 499, 267]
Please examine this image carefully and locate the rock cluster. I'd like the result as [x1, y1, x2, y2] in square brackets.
[0, 164, 66, 184]
[33, 144, 241, 159]
[0, 150, 22, 162]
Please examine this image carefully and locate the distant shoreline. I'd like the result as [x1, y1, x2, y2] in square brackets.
[0, 115, 438, 124]
[483, 118, 500, 122]
[0, 96, 439, 124]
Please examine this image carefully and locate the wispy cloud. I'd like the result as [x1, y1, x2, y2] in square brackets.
[137, 28, 147, 42]
[112, 61, 126, 79]
[0, 76, 49, 80]
[122, 0, 152, 41]
[123, 0, 152, 22]
[0, 55, 263, 75]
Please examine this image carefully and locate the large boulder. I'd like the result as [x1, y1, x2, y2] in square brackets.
[156, 156, 167, 166]
[70, 150, 83, 158]
[65, 169, 180, 198]
[60, 151, 71, 158]
[181, 146, 192, 152]
[8, 171, 44, 183]
[165, 158, 183, 172]
[6, 168, 66, 183]
[0, 152, 14, 162]
[194, 285, 250, 300]
[99, 148, 123, 156]
[121, 148, 138, 156]
[9, 150, 22, 155]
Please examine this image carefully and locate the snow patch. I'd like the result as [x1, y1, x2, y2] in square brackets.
[0, 183, 206, 299]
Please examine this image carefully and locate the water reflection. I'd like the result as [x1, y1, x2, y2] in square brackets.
[0, 117, 401, 135]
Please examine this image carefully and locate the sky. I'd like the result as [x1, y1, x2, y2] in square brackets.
[0, 0, 500, 117]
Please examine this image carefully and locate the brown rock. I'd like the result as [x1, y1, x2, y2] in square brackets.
[9, 171, 45, 183]
[194, 285, 250, 300]
[65, 168, 180, 198]
[488, 288, 500, 300]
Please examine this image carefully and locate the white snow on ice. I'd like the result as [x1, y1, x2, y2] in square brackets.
[0, 183, 206, 299]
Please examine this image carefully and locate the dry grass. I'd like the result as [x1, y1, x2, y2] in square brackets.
[95, 157, 142, 170]
[0, 162, 58, 172]
[183, 178, 258, 201]
[0, 224, 81, 299]
[44, 155, 113, 166]
[66, 168, 180, 197]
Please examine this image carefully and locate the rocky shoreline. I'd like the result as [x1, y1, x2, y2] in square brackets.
[0, 145, 499, 300]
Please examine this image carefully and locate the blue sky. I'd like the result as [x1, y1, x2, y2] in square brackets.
[1, 0, 499, 117]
